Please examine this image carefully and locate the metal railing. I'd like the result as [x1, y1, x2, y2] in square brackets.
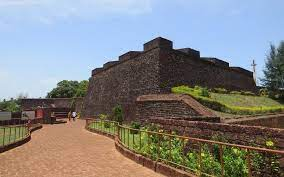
[0, 118, 43, 148]
[86, 119, 284, 177]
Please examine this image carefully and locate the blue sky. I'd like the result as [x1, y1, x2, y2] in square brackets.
[0, 0, 283, 100]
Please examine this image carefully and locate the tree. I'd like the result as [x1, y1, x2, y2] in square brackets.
[75, 80, 89, 97]
[47, 80, 89, 98]
[262, 41, 284, 91]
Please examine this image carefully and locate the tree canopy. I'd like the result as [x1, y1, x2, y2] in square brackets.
[262, 41, 284, 91]
[47, 80, 89, 98]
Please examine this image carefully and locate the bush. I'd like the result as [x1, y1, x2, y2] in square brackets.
[130, 121, 141, 134]
[259, 88, 269, 97]
[212, 88, 228, 94]
[113, 105, 123, 124]
[98, 114, 110, 128]
[194, 86, 210, 97]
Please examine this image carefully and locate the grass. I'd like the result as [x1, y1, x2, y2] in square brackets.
[210, 93, 283, 108]
[88, 121, 148, 151]
[172, 86, 284, 115]
[0, 126, 29, 146]
[88, 121, 117, 135]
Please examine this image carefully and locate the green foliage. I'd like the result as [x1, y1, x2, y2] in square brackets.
[212, 88, 228, 94]
[98, 114, 110, 128]
[172, 85, 284, 115]
[259, 88, 269, 97]
[47, 80, 88, 98]
[230, 91, 255, 96]
[130, 121, 141, 134]
[112, 105, 123, 124]
[0, 99, 20, 112]
[262, 41, 284, 91]
[92, 120, 281, 177]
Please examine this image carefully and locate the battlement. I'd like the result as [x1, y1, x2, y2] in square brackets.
[103, 61, 119, 69]
[202, 57, 229, 68]
[230, 67, 253, 77]
[119, 51, 142, 62]
[91, 68, 104, 76]
[177, 48, 200, 58]
[90, 37, 254, 81]
[143, 37, 173, 51]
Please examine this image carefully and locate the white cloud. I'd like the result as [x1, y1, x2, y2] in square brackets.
[0, 0, 153, 24]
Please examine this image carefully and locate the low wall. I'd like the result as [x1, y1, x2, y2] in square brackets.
[20, 98, 84, 113]
[148, 118, 284, 150]
[136, 94, 218, 122]
[227, 114, 284, 129]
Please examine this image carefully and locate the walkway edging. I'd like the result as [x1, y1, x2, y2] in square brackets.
[86, 126, 195, 177]
[0, 124, 42, 153]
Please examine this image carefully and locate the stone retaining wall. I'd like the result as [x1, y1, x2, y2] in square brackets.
[148, 118, 284, 150]
[136, 94, 219, 122]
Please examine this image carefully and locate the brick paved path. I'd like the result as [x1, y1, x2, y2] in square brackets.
[0, 120, 164, 177]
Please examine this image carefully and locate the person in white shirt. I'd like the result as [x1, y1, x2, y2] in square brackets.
[72, 111, 77, 121]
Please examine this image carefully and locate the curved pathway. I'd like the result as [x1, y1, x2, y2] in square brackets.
[0, 120, 164, 177]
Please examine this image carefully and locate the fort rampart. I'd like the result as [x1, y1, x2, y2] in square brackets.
[82, 37, 256, 120]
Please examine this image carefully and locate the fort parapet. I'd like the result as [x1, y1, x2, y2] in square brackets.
[82, 37, 256, 120]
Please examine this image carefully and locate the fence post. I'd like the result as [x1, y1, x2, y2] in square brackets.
[2, 128, 5, 146]
[8, 127, 12, 144]
[247, 149, 252, 177]
[219, 144, 224, 177]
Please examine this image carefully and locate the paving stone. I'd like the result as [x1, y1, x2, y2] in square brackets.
[0, 119, 164, 177]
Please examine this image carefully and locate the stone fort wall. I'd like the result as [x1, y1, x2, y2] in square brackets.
[21, 98, 84, 113]
[82, 37, 256, 120]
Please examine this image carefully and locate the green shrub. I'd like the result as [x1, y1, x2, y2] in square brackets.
[194, 86, 210, 97]
[98, 114, 108, 120]
[212, 88, 228, 94]
[113, 105, 123, 124]
[130, 121, 141, 134]
[132, 128, 279, 177]
[98, 114, 110, 128]
[259, 88, 269, 97]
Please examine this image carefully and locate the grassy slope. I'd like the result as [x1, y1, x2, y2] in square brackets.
[210, 93, 283, 108]
[172, 86, 284, 116]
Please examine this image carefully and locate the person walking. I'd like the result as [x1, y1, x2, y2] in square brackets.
[68, 111, 71, 122]
[72, 111, 77, 121]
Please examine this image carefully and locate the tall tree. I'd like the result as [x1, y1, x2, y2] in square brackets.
[262, 41, 284, 90]
[47, 80, 88, 98]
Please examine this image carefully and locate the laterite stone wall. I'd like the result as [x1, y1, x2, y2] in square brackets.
[82, 37, 256, 120]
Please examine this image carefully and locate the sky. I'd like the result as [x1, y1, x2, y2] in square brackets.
[0, 0, 283, 100]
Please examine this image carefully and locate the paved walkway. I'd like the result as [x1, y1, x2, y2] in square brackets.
[0, 120, 164, 177]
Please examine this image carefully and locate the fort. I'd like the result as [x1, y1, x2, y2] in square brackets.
[82, 37, 256, 120]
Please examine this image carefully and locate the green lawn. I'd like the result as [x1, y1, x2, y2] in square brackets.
[210, 93, 283, 108]
[0, 126, 29, 146]
[88, 121, 117, 135]
[172, 86, 284, 115]
[88, 121, 148, 151]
